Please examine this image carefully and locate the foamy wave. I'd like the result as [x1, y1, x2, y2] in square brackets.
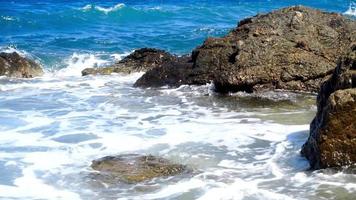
[53, 52, 133, 77]
[344, 2, 356, 16]
[55, 53, 109, 77]
[81, 3, 126, 14]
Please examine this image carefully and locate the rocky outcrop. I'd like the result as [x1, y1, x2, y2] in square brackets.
[82, 48, 176, 76]
[301, 45, 356, 169]
[90, 154, 188, 184]
[0, 52, 43, 78]
[133, 56, 197, 87]
[135, 6, 355, 92]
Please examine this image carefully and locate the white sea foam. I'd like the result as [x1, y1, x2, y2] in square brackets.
[111, 52, 131, 61]
[81, 3, 126, 14]
[95, 3, 126, 14]
[0, 46, 29, 57]
[1, 16, 16, 21]
[0, 61, 354, 199]
[54, 53, 108, 77]
[81, 4, 93, 11]
[344, 2, 356, 16]
[80, 3, 126, 14]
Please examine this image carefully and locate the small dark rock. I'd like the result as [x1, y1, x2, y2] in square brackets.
[0, 52, 43, 78]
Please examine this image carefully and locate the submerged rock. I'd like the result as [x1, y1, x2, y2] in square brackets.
[0, 52, 43, 78]
[90, 154, 188, 184]
[82, 48, 176, 76]
[135, 6, 355, 92]
[301, 45, 356, 169]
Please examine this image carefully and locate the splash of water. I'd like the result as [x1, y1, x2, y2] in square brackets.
[344, 2, 356, 16]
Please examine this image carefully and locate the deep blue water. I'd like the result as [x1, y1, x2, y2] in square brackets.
[0, 0, 354, 69]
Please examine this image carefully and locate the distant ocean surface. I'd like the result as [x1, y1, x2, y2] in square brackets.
[0, 0, 356, 200]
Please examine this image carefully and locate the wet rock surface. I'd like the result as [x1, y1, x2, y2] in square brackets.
[301, 45, 356, 169]
[82, 48, 176, 76]
[0, 52, 43, 78]
[90, 154, 188, 184]
[135, 6, 355, 92]
[133, 56, 196, 87]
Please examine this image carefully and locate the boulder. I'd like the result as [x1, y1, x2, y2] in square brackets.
[135, 6, 355, 92]
[90, 154, 187, 184]
[82, 48, 176, 76]
[0, 52, 43, 78]
[301, 45, 356, 169]
[134, 56, 196, 87]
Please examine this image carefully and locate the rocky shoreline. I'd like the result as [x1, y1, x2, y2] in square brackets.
[0, 5, 355, 182]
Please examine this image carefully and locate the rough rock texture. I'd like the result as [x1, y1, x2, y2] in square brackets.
[90, 154, 187, 184]
[135, 6, 355, 92]
[82, 48, 176, 76]
[301, 45, 356, 169]
[0, 52, 43, 78]
[133, 56, 196, 87]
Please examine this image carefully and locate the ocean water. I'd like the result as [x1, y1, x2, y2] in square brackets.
[0, 0, 355, 199]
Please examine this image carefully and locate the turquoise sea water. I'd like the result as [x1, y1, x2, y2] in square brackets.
[0, 1, 356, 199]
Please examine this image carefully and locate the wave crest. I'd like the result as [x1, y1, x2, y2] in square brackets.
[81, 3, 126, 14]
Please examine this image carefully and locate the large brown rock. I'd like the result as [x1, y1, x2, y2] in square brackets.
[90, 154, 188, 184]
[82, 48, 176, 76]
[301, 45, 356, 169]
[135, 6, 355, 92]
[0, 52, 43, 78]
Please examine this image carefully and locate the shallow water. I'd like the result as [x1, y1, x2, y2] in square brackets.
[1, 0, 356, 199]
[0, 73, 355, 200]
